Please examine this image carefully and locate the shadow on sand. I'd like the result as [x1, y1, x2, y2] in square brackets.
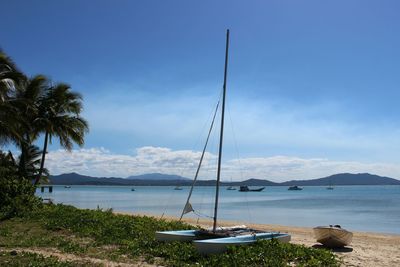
[312, 244, 353, 253]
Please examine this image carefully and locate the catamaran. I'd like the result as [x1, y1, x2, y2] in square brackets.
[155, 30, 291, 254]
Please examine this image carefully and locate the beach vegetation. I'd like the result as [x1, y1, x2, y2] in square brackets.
[0, 151, 42, 220]
[1, 203, 339, 266]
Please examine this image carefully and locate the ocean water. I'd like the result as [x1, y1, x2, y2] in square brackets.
[36, 185, 400, 235]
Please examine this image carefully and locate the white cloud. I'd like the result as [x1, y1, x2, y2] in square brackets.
[46, 146, 400, 182]
[81, 86, 400, 164]
[46, 146, 216, 178]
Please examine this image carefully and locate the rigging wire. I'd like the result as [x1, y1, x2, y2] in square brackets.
[226, 101, 254, 225]
[227, 102, 245, 181]
[183, 89, 224, 223]
[180, 96, 221, 220]
[207, 121, 222, 225]
[160, 92, 222, 219]
[188, 89, 224, 224]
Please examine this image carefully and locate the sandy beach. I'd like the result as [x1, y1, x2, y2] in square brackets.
[119, 212, 400, 267]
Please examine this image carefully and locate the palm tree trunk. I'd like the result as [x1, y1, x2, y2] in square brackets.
[18, 143, 27, 179]
[35, 131, 49, 185]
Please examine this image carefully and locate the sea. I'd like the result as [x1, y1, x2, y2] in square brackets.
[36, 185, 400, 235]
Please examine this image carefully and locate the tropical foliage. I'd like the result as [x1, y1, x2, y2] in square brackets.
[0, 50, 88, 218]
[0, 204, 339, 266]
[0, 151, 41, 219]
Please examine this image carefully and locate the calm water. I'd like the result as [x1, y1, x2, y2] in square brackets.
[36, 185, 400, 234]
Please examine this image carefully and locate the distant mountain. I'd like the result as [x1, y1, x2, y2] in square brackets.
[227, 178, 279, 186]
[50, 172, 192, 186]
[126, 173, 189, 181]
[280, 173, 400, 186]
[49, 172, 400, 186]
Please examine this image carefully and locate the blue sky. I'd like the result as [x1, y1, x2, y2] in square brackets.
[2, 0, 400, 181]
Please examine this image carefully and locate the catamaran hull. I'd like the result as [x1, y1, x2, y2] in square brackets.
[193, 233, 291, 254]
[313, 226, 353, 248]
[155, 230, 198, 242]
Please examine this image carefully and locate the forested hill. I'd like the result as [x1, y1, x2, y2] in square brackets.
[49, 172, 400, 186]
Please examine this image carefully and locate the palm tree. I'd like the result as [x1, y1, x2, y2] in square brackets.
[34, 83, 89, 185]
[0, 51, 45, 182]
[0, 51, 89, 185]
[0, 150, 17, 173]
[0, 51, 26, 147]
[0, 50, 25, 100]
[13, 75, 49, 178]
[18, 145, 48, 181]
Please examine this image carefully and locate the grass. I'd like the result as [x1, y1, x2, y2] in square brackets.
[0, 250, 93, 267]
[0, 204, 339, 266]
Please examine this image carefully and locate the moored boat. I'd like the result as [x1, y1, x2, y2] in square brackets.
[288, 185, 302, 190]
[239, 186, 265, 192]
[313, 225, 353, 248]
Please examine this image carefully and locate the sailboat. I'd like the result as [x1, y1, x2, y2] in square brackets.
[326, 181, 334, 190]
[226, 177, 236, 190]
[155, 30, 291, 254]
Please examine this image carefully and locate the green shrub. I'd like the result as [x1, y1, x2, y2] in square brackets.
[0, 170, 41, 220]
[26, 204, 339, 266]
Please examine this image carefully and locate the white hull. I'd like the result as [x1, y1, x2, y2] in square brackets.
[193, 233, 291, 254]
[155, 225, 249, 242]
[155, 230, 198, 242]
[313, 226, 353, 248]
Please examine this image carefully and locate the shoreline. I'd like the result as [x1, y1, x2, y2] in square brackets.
[117, 211, 400, 267]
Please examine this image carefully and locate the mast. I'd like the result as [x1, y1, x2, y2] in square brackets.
[213, 29, 230, 232]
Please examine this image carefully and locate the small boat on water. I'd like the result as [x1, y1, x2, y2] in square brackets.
[174, 186, 183, 190]
[239, 186, 265, 192]
[226, 186, 236, 190]
[313, 225, 353, 248]
[326, 185, 334, 190]
[64, 185, 71, 188]
[288, 185, 302, 190]
[131, 188, 135, 191]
